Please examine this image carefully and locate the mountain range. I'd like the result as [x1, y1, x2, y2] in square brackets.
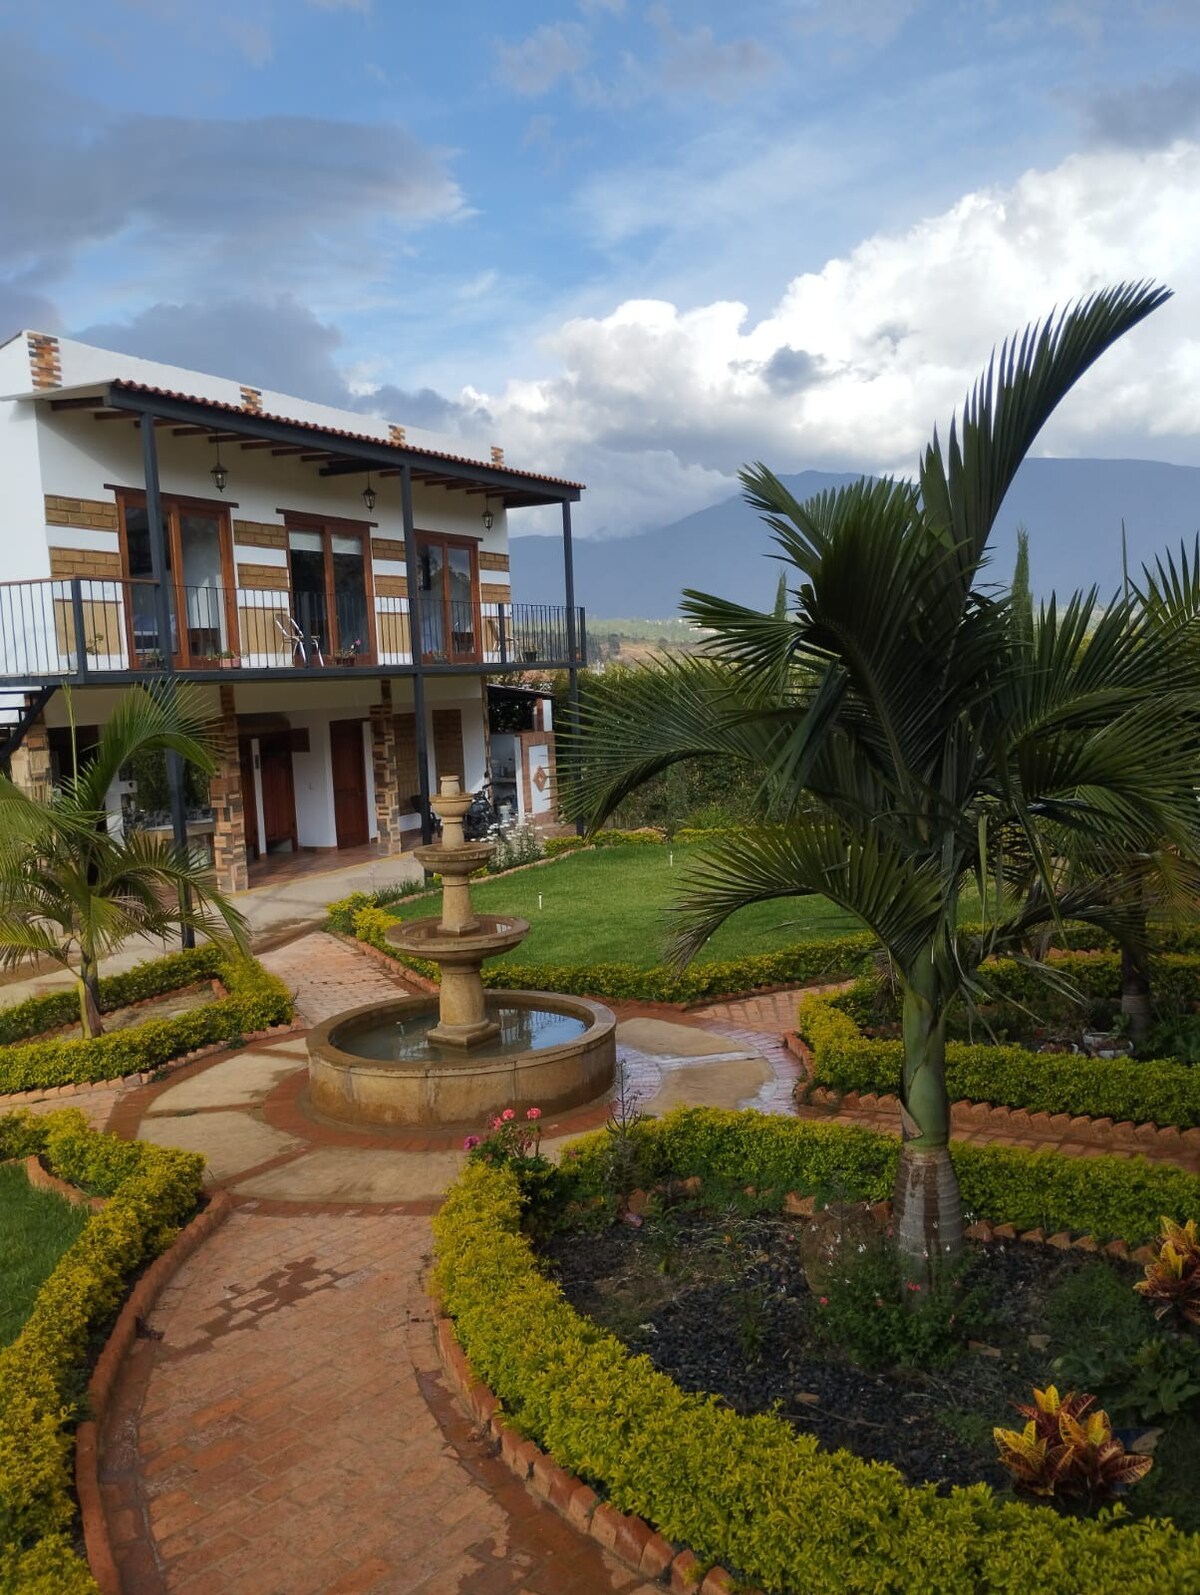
[510, 458, 1200, 619]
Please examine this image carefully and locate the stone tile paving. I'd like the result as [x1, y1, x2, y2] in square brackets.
[101, 1210, 654, 1594]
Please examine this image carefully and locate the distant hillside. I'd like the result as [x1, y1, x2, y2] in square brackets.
[511, 458, 1200, 617]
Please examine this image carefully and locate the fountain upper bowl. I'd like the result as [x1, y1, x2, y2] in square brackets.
[385, 912, 530, 961]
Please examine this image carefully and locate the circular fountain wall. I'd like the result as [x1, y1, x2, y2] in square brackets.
[307, 991, 616, 1128]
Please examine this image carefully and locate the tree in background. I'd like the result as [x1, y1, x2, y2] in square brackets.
[571, 283, 1200, 1279]
[0, 685, 248, 1035]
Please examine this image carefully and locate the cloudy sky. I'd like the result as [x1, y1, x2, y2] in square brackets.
[4, 0, 1200, 536]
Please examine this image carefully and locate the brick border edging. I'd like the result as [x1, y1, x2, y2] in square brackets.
[0, 1022, 306, 1113]
[784, 1032, 1200, 1170]
[19, 1152, 108, 1211]
[433, 1313, 754, 1595]
[76, 1191, 235, 1595]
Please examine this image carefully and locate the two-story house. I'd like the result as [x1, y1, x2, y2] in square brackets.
[0, 330, 584, 893]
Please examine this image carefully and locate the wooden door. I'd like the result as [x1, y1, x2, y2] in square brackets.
[330, 719, 369, 849]
[259, 737, 297, 851]
[239, 743, 260, 860]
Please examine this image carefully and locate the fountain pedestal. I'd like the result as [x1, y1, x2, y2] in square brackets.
[305, 776, 617, 1128]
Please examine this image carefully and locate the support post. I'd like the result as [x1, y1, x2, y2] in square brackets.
[143, 417, 194, 946]
[400, 465, 433, 845]
[561, 500, 584, 835]
[69, 578, 90, 680]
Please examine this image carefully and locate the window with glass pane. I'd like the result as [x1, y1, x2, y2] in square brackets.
[123, 505, 174, 658]
[447, 546, 475, 656]
[419, 541, 446, 658]
[288, 530, 328, 657]
[331, 534, 368, 656]
[179, 511, 226, 656]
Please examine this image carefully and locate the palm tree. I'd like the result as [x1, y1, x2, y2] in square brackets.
[0, 684, 248, 1036]
[571, 282, 1200, 1278]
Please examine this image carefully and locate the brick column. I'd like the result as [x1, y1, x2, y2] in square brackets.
[209, 686, 249, 893]
[9, 716, 52, 804]
[370, 680, 402, 853]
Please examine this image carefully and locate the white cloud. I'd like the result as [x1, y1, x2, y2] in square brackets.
[495, 23, 590, 97]
[646, 6, 774, 102]
[476, 141, 1200, 533]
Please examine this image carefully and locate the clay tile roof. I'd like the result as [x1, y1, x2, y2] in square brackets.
[106, 379, 585, 491]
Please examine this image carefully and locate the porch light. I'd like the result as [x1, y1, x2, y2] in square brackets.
[482, 499, 495, 532]
[210, 437, 228, 494]
[362, 473, 377, 513]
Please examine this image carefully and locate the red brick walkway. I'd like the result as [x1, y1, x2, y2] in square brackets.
[101, 1210, 657, 1595]
[260, 932, 420, 1027]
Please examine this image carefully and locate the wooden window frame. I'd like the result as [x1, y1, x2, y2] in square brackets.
[415, 529, 482, 665]
[115, 488, 239, 668]
[279, 510, 378, 665]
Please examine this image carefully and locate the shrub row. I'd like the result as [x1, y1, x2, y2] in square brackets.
[0, 945, 228, 1047]
[434, 1129, 1200, 1595]
[0, 1109, 206, 1594]
[0, 955, 293, 1097]
[543, 827, 666, 857]
[344, 901, 878, 1001]
[796, 993, 1200, 1130]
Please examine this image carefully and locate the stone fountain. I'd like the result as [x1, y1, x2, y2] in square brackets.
[307, 777, 616, 1128]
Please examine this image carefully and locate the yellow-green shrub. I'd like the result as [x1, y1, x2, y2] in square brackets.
[0, 1111, 205, 1594]
[796, 993, 1200, 1129]
[435, 1157, 1200, 1594]
[0, 955, 293, 1096]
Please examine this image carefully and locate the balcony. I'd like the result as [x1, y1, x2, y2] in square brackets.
[0, 577, 586, 684]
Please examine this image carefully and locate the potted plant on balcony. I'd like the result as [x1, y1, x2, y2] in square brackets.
[330, 637, 365, 667]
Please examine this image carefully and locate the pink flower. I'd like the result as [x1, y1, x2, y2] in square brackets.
[818, 1296, 829, 1307]
[463, 1135, 481, 1151]
[906, 1281, 922, 1293]
[501, 1108, 516, 1122]
[526, 1106, 542, 1120]
[488, 1117, 501, 1130]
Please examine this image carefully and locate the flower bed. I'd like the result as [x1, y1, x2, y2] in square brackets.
[0, 1109, 206, 1594]
[0, 952, 293, 1096]
[797, 992, 1200, 1130]
[434, 1112, 1200, 1594]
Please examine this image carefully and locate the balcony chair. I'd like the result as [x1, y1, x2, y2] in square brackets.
[274, 615, 325, 667]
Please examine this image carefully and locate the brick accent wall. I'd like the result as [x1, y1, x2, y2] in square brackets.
[394, 712, 420, 804]
[371, 536, 406, 561]
[432, 709, 464, 782]
[236, 563, 290, 591]
[240, 386, 263, 414]
[49, 547, 123, 580]
[233, 520, 287, 550]
[478, 551, 509, 572]
[490, 445, 505, 466]
[209, 686, 249, 893]
[374, 573, 408, 599]
[388, 424, 407, 446]
[28, 334, 62, 390]
[480, 582, 512, 604]
[369, 681, 402, 853]
[9, 717, 52, 804]
[45, 495, 119, 532]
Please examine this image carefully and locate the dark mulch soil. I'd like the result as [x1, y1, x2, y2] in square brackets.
[541, 1211, 1129, 1496]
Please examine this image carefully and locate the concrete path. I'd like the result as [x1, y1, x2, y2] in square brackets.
[84, 940, 810, 1593]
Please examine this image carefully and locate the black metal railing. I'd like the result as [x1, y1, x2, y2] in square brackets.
[0, 577, 586, 679]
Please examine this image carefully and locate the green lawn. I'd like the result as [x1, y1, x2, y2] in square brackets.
[0, 1163, 89, 1346]
[386, 843, 868, 966]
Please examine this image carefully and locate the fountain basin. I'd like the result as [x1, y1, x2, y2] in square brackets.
[307, 990, 617, 1128]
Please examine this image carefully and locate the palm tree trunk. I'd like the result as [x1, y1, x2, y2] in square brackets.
[77, 953, 104, 1037]
[892, 961, 962, 1282]
[1119, 905, 1152, 1041]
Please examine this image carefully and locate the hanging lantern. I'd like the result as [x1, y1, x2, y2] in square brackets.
[362, 472, 377, 513]
[210, 436, 228, 494]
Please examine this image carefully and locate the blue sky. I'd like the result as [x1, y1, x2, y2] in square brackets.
[3, 0, 1200, 535]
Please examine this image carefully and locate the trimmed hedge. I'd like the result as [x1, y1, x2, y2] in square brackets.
[0, 945, 227, 1047]
[0, 954, 293, 1096]
[344, 901, 877, 1001]
[797, 993, 1200, 1130]
[434, 1131, 1200, 1595]
[0, 1110, 206, 1594]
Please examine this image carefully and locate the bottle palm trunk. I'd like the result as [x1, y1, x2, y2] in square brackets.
[892, 962, 962, 1282]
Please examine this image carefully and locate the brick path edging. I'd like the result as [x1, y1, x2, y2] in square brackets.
[78, 1191, 234, 1595]
[785, 1033, 1200, 1173]
[433, 1312, 757, 1595]
[19, 1152, 108, 1211]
